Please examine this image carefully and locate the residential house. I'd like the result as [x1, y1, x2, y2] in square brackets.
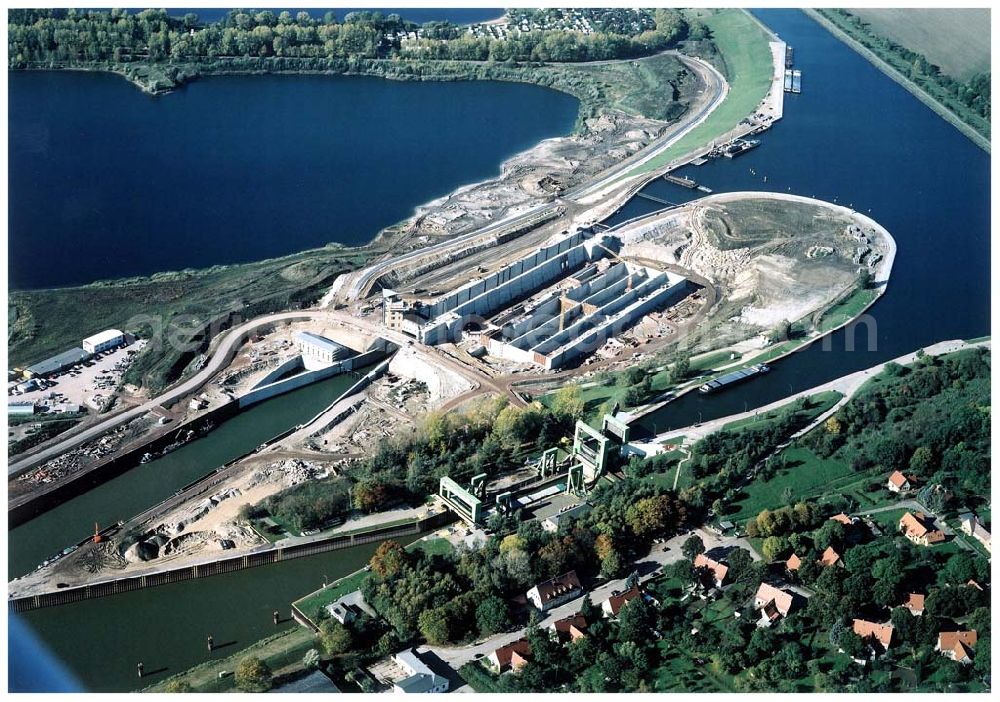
[899, 511, 946, 546]
[957, 511, 991, 553]
[819, 546, 843, 568]
[899, 592, 925, 616]
[487, 638, 532, 674]
[852, 619, 894, 655]
[549, 613, 588, 643]
[830, 513, 858, 526]
[936, 631, 977, 664]
[392, 649, 450, 694]
[967, 579, 984, 592]
[754, 582, 794, 627]
[693, 553, 729, 588]
[602, 586, 644, 618]
[526, 571, 582, 612]
[887, 470, 916, 493]
[785, 553, 802, 573]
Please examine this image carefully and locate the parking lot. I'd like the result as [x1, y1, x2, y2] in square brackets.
[10, 340, 146, 412]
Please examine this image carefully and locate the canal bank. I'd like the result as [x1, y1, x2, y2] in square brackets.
[8, 368, 375, 579]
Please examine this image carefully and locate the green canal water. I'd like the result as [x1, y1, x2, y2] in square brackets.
[18, 535, 417, 692]
[9, 369, 369, 578]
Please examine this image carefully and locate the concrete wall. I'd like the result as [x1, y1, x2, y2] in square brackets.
[252, 356, 305, 389]
[425, 231, 586, 320]
[238, 348, 386, 409]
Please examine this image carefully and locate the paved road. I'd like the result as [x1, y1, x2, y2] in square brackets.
[421, 527, 758, 671]
[11, 301, 528, 483]
[8, 310, 316, 477]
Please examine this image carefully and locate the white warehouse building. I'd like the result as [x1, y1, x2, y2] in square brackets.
[295, 331, 353, 366]
[82, 329, 125, 355]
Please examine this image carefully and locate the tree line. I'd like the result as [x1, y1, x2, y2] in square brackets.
[8, 8, 692, 68]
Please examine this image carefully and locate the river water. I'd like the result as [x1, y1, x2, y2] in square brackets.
[604, 9, 990, 436]
[9, 70, 578, 289]
[10, 8, 991, 692]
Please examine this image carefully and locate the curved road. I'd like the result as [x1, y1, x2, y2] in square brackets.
[8, 311, 315, 476]
[341, 51, 728, 301]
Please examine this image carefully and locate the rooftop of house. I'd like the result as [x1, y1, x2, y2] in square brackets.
[819, 546, 842, 567]
[755, 582, 794, 616]
[492, 638, 532, 669]
[830, 513, 856, 526]
[888, 470, 912, 487]
[786, 553, 802, 571]
[853, 619, 894, 649]
[899, 511, 946, 542]
[939, 630, 978, 658]
[531, 570, 582, 603]
[693, 553, 729, 584]
[602, 586, 642, 616]
[901, 592, 925, 613]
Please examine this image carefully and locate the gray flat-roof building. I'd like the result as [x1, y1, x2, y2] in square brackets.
[25, 348, 91, 378]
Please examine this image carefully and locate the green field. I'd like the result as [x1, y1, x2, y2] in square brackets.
[847, 9, 990, 82]
[816, 286, 880, 332]
[729, 446, 855, 521]
[628, 8, 774, 176]
[9, 245, 370, 391]
[721, 390, 841, 433]
[145, 626, 316, 693]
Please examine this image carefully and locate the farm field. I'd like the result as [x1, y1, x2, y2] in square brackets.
[847, 8, 990, 82]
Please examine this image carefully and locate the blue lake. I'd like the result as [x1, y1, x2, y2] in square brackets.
[8, 70, 578, 289]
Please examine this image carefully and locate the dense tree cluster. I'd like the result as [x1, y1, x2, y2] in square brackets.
[8, 8, 690, 68]
[347, 396, 579, 512]
[244, 477, 351, 534]
[802, 349, 990, 508]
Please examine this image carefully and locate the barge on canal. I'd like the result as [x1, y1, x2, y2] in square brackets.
[699, 363, 770, 394]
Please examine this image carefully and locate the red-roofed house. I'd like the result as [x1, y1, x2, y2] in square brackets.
[899, 512, 946, 546]
[785, 553, 802, 573]
[693, 553, 729, 588]
[526, 571, 582, 612]
[887, 470, 916, 493]
[754, 583, 794, 627]
[900, 592, 925, 616]
[548, 613, 588, 643]
[830, 513, 858, 526]
[487, 638, 532, 673]
[853, 619, 894, 654]
[937, 631, 978, 664]
[601, 586, 643, 618]
[818, 546, 843, 568]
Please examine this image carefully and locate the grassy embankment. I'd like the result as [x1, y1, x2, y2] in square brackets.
[806, 9, 990, 152]
[146, 536, 452, 693]
[723, 347, 989, 522]
[626, 8, 774, 177]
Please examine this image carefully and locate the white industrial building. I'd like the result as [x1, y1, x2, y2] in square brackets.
[82, 329, 125, 355]
[384, 229, 690, 369]
[295, 331, 353, 367]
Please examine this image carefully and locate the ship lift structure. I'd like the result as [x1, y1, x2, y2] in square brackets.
[437, 414, 631, 526]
